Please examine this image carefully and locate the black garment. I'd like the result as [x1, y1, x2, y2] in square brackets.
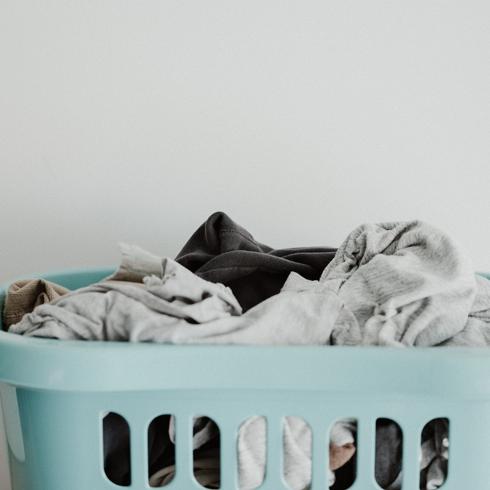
[375, 419, 403, 488]
[176, 212, 337, 311]
[331, 455, 357, 490]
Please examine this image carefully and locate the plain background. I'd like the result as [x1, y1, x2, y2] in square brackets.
[0, 1, 489, 487]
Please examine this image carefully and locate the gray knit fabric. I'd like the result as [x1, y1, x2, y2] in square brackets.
[319, 221, 480, 347]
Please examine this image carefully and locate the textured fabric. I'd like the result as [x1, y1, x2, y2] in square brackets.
[176, 212, 337, 311]
[236, 416, 357, 490]
[13, 222, 487, 348]
[148, 416, 357, 490]
[2, 278, 68, 330]
[420, 419, 449, 490]
[9, 246, 243, 341]
[442, 274, 490, 346]
[319, 221, 478, 347]
[9, 247, 345, 346]
[375, 419, 403, 488]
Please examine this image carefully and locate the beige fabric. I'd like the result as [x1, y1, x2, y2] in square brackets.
[330, 442, 356, 471]
[3, 279, 69, 329]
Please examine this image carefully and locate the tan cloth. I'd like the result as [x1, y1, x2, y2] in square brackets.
[330, 442, 356, 471]
[2, 279, 69, 329]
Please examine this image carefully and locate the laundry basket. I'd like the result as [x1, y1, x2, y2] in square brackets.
[1, 269, 490, 490]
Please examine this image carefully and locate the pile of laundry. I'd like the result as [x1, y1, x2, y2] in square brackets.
[3, 212, 490, 490]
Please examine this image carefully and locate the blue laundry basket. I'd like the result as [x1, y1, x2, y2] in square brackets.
[1, 269, 490, 490]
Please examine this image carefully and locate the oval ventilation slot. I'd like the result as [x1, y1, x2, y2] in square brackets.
[148, 414, 175, 487]
[102, 412, 131, 487]
[420, 418, 449, 489]
[330, 418, 357, 490]
[375, 418, 403, 489]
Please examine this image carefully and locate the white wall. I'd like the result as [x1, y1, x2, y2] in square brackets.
[0, 1, 489, 488]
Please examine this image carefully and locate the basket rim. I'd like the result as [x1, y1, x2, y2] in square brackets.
[0, 268, 489, 395]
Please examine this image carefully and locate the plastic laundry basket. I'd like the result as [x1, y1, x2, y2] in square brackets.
[1, 269, 490, 490]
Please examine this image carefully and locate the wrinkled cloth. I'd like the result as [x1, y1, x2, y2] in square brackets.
[375, 419, 403, 488]
[442, 274, 490, 346]
[319, 221, 479, 347]
[237, 416, 357, 490]
[9, 245, 347, 346]
[2, 278, 68, 330]
[420, 419, 449, 490]
[13, 222, 487, 348]
[148, 416, 357, 490]
[103, 413, 225, 488]
[149, 416, 222, 488]
[373, 418, 449, 490]
[9, 245, 244, 341]
[176, 212, 337, 311]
